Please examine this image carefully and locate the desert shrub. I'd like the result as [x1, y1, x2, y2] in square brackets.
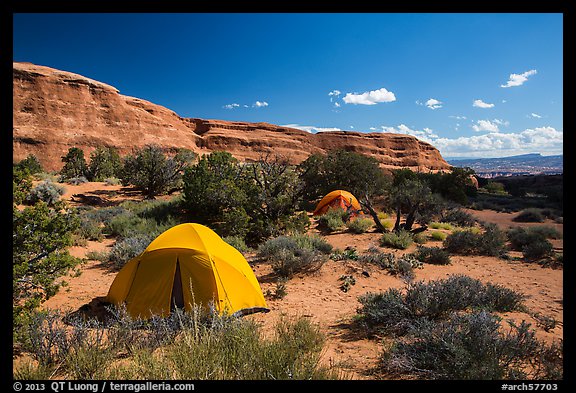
[411, 246, 451, 265]
[66, 176, 88, 185]
[413, 232, 427, 244]
[317, 208, 348, 232]
[528, 226, 562, 240]
[25, 180, 66, 206]
[429, 222, 455, 230]
[507, 227, 555, 252]
[356, 275, 525, 336]
[265, 278, 288, 300]
[380, 310, 562, 380]
[507, 227, 556, 262]
[429, 231, 447, 241]
[357, 249, 422, 279]
[19, 308, 341, 380]
[223, 236, 250, 253]
[339, 275, 356, 292]
[443, 224, 507, 257]
[484, 181, 507, 194]
[284, 211, 312, 235]
[440, 208, 477, 228]
[346, 217, 373, 234]
[380, 229, 414, 250]
[108, 234, 155, 269]
[104, 177, 121, 186]
[330, 247, 359, 261]
[513, 208, 545, 223]
[522, 240, 554, 261]
[76, 215, 104, 242]
[257, 234, 332, 278]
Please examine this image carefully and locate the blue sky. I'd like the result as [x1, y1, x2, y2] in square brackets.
[13, 13, 563, 158]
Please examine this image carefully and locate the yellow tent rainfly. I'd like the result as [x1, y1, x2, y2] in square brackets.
[106, 223, 269, 320]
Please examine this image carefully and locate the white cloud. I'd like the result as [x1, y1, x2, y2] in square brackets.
[500, 69, 537, 88]
[343, 87, 396, 105]
[253, 101, 269, 108]
[472, 120, 500, 132]
[334, 102, 341, 108]
[369, 127, 377, 131]
[425, 98, 443, 110]
[328, 90, 341, 98]
[530, 113, 542, 118]
[282, 124, 342, 134]
[223, 103, 240, 109]
[380, 124, 438, 142]
[432, 126, 563, 157]
[473, 99, 495, 108]
[449, 115, 467, 120]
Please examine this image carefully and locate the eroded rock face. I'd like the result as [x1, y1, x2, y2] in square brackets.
[13, 62, 451, 172]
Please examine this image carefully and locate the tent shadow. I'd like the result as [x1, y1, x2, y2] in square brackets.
[63, 296, 117, 326]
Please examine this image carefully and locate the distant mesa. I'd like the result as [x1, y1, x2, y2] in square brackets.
[13, 61, 451, 173]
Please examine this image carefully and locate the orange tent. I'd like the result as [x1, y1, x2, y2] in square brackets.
[312, 190, 362, 217]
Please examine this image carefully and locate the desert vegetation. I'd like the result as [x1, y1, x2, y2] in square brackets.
[13, 148, 563, 380]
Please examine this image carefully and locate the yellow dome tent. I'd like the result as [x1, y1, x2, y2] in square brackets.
[312, 190, 362, 217]
[106, 223, 269, 319]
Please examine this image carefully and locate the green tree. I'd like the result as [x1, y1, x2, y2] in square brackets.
[245, 154, 305, 240]
[60, 147, 88, 180]
[15, 154, 43, 175]
[13, 201, 81, 330]
[390, 169, 444, 232]
[88, 146, 122, 181]
[422, 167, 477, 204]
[13, 166, 32, 205]
[183, 151, 251, 237]
[183, 152, 307, 242]
[298, 149, 387, 202]
[121, 145, 195, 198]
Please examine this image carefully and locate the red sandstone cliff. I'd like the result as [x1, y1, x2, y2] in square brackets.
[13, 62, 451, 172]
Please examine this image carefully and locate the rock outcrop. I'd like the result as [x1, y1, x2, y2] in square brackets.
[13, 62, 451, 172]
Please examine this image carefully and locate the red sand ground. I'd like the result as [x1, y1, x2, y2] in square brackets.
[38, 182, 563, 379]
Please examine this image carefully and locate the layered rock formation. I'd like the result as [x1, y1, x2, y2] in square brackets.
[13, 62, 451, 172]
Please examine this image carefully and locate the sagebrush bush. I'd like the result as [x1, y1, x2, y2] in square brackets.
[411, 246, 451, 265]
[356, 274, 525, 336]
[257, 234, 332, 278]
[379, 229, 414, 249]
[108, 235, 155, 269]
[66, 176, 88, 185]
[513, 208, 545, 223]
[346, 217, 373, 234]
[357, 249, 422, 279]
[223, 235, 250, 253]
[440, 208, 477, 227]
[380, 310, 562, 380]
[317, 208, 348, 232]
[17, 308, 341, 380]
[429, 231, 447, 241]
[507, 227, 557, 262]
[443, 224, 507, 257]
[25, 180, 66, 206]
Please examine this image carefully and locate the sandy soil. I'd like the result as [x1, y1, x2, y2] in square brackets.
[37, 182, 563, 380]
